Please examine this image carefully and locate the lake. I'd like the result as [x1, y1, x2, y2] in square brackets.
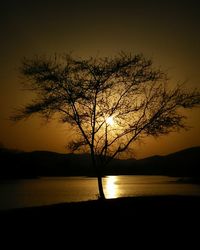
[0, 175, 200, 210]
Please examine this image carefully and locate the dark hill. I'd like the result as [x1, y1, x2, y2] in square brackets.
[136, 146, 199, 177]
[0, 146, 199, 179]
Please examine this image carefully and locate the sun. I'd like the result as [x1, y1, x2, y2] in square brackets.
[106, 116, 114, 126]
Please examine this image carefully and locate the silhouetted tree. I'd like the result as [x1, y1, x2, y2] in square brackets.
[11, 53, 200, 199]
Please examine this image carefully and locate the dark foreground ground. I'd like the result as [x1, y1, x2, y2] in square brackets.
[1, 196, 200, 244]
[1, 195, 200, 222]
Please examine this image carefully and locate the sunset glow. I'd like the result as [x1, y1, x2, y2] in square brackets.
[106, 116, 114, 126]
[0, 0, 199, 159]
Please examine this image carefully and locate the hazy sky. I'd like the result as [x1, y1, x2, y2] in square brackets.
[0, 0, 200, 158]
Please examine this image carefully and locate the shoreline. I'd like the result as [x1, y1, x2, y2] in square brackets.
[1, 195, 200, 239]
[1, 195, 200, 219]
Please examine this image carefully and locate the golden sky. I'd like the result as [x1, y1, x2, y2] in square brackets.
[0, 0, 199, 158]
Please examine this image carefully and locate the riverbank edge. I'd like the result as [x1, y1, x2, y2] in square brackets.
[1, 195, 200, 221]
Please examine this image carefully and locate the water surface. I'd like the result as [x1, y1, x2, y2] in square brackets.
[0, 175, 199, 210]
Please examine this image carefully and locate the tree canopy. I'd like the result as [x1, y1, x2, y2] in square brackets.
[12, 52, 200, 198]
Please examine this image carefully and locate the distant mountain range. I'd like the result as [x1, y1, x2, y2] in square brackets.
[0, 146, 199, 180]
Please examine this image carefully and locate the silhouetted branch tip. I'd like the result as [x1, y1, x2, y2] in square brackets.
[12, 52, 200, 199]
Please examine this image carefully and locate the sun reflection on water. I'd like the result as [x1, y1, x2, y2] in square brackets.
[103, 176, 119, 198]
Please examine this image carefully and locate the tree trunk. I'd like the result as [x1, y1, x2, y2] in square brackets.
[91, 151, 106, 199]
[97, 174, 105, 200]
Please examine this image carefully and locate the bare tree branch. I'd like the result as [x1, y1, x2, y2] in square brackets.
[11, 52, 200, 199]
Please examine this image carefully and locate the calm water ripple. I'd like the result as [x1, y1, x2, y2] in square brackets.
[0, 175, 199, 210]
